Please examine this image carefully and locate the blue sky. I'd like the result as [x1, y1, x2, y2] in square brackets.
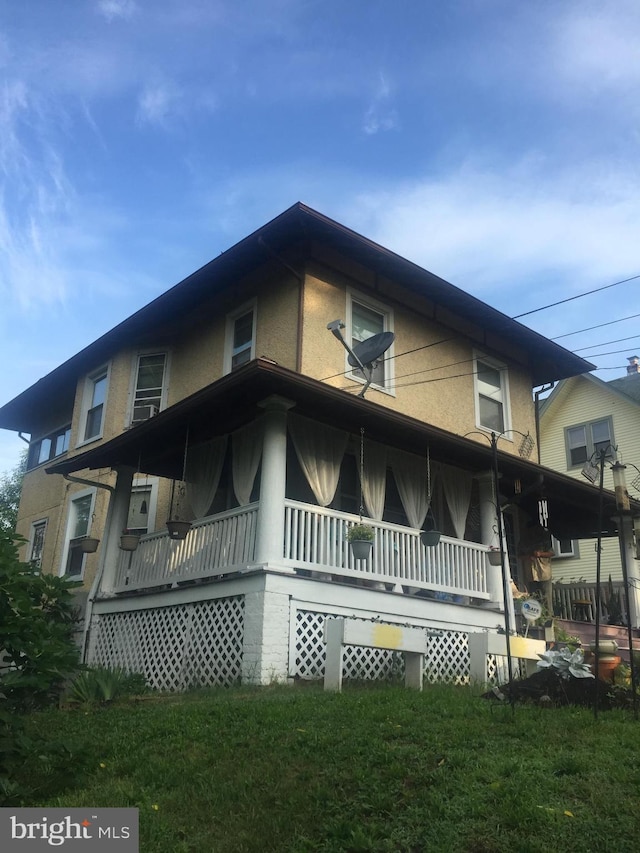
[1, 0, 640, 472]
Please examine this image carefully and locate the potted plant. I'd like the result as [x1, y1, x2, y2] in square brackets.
[420, 523, 442, 548]
[120, 529, 141, 551]
[166, 519, 192, 541]
[487, 546, 502, 566]
[79, 536, 100, 554]
[347, 523, 375, 561]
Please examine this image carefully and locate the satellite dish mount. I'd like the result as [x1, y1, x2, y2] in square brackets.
[327, 320, 395, 398]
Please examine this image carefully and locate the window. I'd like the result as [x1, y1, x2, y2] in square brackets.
[225, 302, 256, 373]
[27, 424, 71, 469]
[126, 480, 158, 535]
[131, 353, 167, 424]
[474, 354, 510, 433]
[347, 293, 394, 391]
[565, 418, 614, 468]
[28, 520, 48, 569]
[61, 490, 95, 578]
[81, 366, 109, 443]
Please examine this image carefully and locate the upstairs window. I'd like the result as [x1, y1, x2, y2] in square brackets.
[565, 418, 614, 468]
[29, 519, 48, 570]
[474, 354, 510, 434]
[131, 353, 167, 424]
[347, 293, 394, 392]
[225, 302, 256, 373]
[82, 366, 109, 443]
[27, 424, 71, 469]
[61, 490, 95, 578]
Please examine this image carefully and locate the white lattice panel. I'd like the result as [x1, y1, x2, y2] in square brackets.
[294, 610, 471, 684]
[90, 596, 244, 691]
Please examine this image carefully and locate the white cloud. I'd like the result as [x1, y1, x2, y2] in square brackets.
[97, 0, 138, 22]
[363, 71, 398, 135]
[136, 81, 181, 126]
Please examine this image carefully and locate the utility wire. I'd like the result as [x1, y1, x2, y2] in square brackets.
[512, 273, 640, 319]
[552, 312, 640, 340]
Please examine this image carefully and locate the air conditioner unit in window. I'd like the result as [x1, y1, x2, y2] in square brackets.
[132, 404, 159, 424]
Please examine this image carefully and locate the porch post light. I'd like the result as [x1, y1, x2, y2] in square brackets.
[610, 461, 638, 720]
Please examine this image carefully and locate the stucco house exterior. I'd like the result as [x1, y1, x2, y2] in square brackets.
[539, 357, 640, 623]
[0, 203, 625, 689]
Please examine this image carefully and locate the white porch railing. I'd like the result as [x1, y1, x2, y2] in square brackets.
[113, 504, 259, 592]
[111, 499, 491, 601]
[283, 500, 490, 599]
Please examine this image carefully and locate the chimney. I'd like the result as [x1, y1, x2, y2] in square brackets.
[627, 355, 640, 375]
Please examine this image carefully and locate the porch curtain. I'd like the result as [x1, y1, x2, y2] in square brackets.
[390, 449, 437, 530]
[359, 439, 387, 521]
[288, 414, 348, 507]
[232, 419, 264, 506]
[441, 463, 472, 540]
[185, 435, 228, 518]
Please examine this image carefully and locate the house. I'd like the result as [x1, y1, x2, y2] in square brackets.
[539, 357, 640, 624]
[0, 203, 628, 690]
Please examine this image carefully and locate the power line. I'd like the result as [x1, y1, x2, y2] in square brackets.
[573, 335, 640, 353]
[552, 312, 640, 340]
[512, 273, 640, 319]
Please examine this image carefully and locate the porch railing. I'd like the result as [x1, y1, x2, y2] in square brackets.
[113, 503, 259, 593]
[111, 499, 491, 601]
[283, 500, 490, 599]
[552, 580, 627, 623]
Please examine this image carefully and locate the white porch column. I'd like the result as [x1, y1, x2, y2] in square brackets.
[618, 515, 640, 629]
[99, 466, 135, 594]
[476, 471, 504, 610]
[254, 395, 295, 567]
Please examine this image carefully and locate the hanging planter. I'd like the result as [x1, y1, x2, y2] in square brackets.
[119, 531, 141, 551]
[79, 536, 100, 554]
[421, 527, 442, 548]
[487, 547, 502, 566]
[166, 520, 192, 541]
[347, 523, 375, 561]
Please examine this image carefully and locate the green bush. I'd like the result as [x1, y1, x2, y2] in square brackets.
[0, 531, 81, 802]
[67, 666, 149, 706]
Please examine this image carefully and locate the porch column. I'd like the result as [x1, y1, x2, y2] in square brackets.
[254, 395, 295, 567]
[99, 466, 135, 594]
[617, 514, 640, 629]
[476, 471, 508, 625]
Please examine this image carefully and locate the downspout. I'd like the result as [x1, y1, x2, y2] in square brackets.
[258, 237, 305, 373]
[534, 383, 554, 464]
[62, 473, 115, 663]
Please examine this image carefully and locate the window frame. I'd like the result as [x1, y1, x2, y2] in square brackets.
[59, 488, 97, 579]
[224, 300, 257, 374]
[27, 424, 72, 470]
[126, 478, 159, 535]
[127, 351, 170, 426]
[28, 518, 48, 570]
[563, 417, 615, 469]
[346, 289, 395, 395]
[473, 352, 511, 435]
[78, 364, 110, 447]
[552, 536, 579, 559]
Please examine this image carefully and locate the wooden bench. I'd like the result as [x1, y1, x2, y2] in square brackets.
[468, 632, 547, 686]
[323, 618, 437, 692]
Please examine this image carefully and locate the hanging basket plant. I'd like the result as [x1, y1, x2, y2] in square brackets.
[487, 546, 502, 566]
[119, 530, 141, 551]
[347, 523, 375, 560]
[421, 527, 442, 548]
[79, 536, 100, 554]
[166, 520, 192, 541]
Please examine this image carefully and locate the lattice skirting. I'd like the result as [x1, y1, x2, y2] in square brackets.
[89, 596, 245, 691]
[294, 610, 473, 685]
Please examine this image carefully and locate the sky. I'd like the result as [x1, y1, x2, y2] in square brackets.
[1, 0, 640, 473]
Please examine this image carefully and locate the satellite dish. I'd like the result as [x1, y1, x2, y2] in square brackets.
[348, 332, 395, 369]
[327, 320, 395, 398]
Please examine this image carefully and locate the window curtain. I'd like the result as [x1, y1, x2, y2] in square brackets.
[390, 449, 437, 530]
[232, 419, 264, 506]
[288, 414, 348, 507]
[441, 463, 472, 540]
[185, 435, 228, 518]
[359, 439, 387, 521]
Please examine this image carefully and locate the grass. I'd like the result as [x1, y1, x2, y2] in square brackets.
[15, 682, 640, 852]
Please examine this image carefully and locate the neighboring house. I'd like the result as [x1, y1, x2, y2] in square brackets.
[539, 357, 640, 621]
[0, 203, 625, 689]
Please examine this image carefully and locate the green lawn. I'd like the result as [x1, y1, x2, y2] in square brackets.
[17, 683, 640, 852]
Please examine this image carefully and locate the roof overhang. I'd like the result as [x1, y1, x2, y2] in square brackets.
[0, 203, 593, 432]
[47, 359, 632, 539]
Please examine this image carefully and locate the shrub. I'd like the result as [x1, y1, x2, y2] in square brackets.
[67, 666, 149, 706]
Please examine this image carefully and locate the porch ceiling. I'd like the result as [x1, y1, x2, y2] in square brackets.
[47, 359, 635, 539]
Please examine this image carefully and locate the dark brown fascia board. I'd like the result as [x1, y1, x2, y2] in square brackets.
[2, 203, 593, 431]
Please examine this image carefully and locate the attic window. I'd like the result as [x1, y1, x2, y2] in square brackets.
[474, 354, 510, 434]
[224, 300, 257, 374]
